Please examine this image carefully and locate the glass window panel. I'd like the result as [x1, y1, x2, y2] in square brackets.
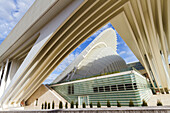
[93, 87, 98, 93]
[105, 86, 110, 92]
[99, 87, 104, 92]
[111, 85, 117, 91]
[118, 84, 124, 91]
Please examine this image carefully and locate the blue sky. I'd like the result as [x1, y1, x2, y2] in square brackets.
[43, 23, 139, 84]
[0, 0, 169, 84]
[0, 0, 35, 42]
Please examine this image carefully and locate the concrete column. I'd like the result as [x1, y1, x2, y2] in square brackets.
[6, 60, 21, 89]
[0, 59, 9, 97]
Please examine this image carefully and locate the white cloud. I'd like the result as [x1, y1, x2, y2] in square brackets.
[124, 55, 139, 63]
[119, 51, 126, 55]
[0, 0, 35, 43]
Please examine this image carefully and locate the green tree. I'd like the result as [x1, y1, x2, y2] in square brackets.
[142, 100, 148, 106]
[65, 102, 68, 109]
[82, 102, 86, 108]
[71, 101, 74, 108]
[157, 100, 163, 106]
[45, 101, 47, 109]
[117, 101, 121, 107]
[107, 100, 111, 107]
[59, 101, 63, 109]
[52, 101, 55, 109]
[97, 101, 101, 108]
[90, 102, 93, 108]
[129, 100, 134, 107]
[48, 103, 50, 109]
[76, 101, 78, 108]
[165, 88, 169, 94]
[41, 103, 44, 109]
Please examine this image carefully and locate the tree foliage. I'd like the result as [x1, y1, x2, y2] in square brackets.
[71, 101, 74, 108]
[117, 101, 121, 107]
[129, 100, 134, 107]
[59, 101, 63, 109]
[97, 101, 101, 108]
[82, 102, 86, 108]
[90, 102, 93, 108]
[107, 100, 111, 107]
[142, 100, 148, 106]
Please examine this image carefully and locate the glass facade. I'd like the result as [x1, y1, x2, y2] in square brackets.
[52, 71, 152, 106]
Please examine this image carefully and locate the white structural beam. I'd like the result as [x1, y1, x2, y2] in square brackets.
[0, 0, 169, 109]
[110, 0, 170, 91]
[0, 60, 9, 97]
[0, 64, 4, 86]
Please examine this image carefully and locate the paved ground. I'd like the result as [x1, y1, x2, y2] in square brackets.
[1, 107, 170, 113]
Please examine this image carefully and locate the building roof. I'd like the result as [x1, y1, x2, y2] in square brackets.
[127, 62, 145, 70]
[53, 28, 127, 83]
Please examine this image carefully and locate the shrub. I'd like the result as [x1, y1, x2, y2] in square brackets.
[71, 101, 74, 108]
[59, 101, 63, 109]
[52, 101, 55, 109]
[165, 88, 169, 94]
[107, 100, 111, 107]
[160, 89, 164, 94]
[76, 101, 78, 108]
[90, 102, 93, 108]
[129, 100, 134, 107]
[157, 100, 163, 106]
[45, 101, 47, 109]
[48, 103, 50, 109]
[82, 102, 86, 108]
[41, 103, 44, 109]
[97, 101, 101, 108]
[142, 100, 148, 106]
[65, 102, 68, 109]
[117, 101, 121, 107]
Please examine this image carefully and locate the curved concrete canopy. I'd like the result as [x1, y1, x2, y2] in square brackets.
[53, 28, 127, 83]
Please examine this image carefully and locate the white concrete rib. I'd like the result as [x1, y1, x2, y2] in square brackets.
[0, 0, 169, 109]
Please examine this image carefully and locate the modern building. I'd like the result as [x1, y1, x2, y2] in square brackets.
[51, 70, 152, 106]
[49, 28, 152, 107]
[0, 0, 169, 109]
[24, 84, 67, 110]
[127, 62, 147, 77]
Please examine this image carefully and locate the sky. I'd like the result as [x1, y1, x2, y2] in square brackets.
[0, 0, 169, 84]
[0, 0, 35, 42]
[43, 23, 139, 84]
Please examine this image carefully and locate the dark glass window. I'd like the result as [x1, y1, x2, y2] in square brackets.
[93, 87, 98, 93]
[68, 86, 71, 94]
[105, 86, 110, 92]
[125, 84, 133, 90]
[68, 84, 74, 94]
[133, 83, 136, 85]
[35, 99, 38, 106]
[118, 84, 124, 91]
[111, 85, 117, 91]
[133, 83, 137, 89]
[72, 85, 74, 94]
[99, 87, 104, 92]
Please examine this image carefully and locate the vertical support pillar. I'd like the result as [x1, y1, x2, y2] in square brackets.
[0, 59, 9, 97]
[6, 60, 21, 89]
[0, 63, 4, 86]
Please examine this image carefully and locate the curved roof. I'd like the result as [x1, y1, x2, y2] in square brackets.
[53, 28, 127, 83]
